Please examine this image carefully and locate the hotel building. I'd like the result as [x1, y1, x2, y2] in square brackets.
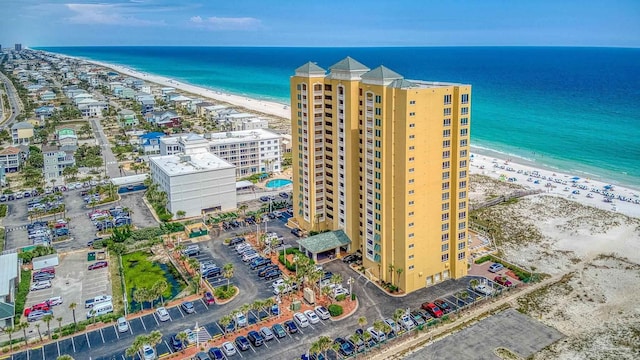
[289, 57, 471, 293]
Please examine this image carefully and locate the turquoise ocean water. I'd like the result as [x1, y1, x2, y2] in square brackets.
[36, 47, 640, 189]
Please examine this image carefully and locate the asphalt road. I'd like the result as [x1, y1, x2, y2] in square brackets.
[88, 117, 120, 178]
[0, 68, 23, 129]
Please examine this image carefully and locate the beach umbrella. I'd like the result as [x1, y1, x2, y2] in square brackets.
[571, 176, 580, 181]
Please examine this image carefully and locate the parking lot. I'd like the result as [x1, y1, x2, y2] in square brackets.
[24, 251, 112, 328]
[3, 187, 158, 253]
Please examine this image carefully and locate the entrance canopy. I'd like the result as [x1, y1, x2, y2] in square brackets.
[297, 230, 351, 262]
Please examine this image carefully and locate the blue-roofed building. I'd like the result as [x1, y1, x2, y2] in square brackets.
[139, 132, 165, 155]
[35, 105, 55, 118]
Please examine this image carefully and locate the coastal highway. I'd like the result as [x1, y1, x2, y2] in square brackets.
[0, 69, 22, 129]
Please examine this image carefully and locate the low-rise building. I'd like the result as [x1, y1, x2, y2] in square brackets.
[139, 132, 165, 154]
[0, 146, 27, 172]
[208, 129, 282, 177]
[118, 109, 139, 127]
[11, 122, 34, 145]
[144, 110, 180, 128]
[77, 99, 108, 118]
[159, 133, 210, 156]
[149, 152, 236, 218]
[57, 128, 78, 150]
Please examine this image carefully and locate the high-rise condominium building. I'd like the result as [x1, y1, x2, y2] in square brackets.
[289, 57, 471, 294]
[14, 44, 22, 51]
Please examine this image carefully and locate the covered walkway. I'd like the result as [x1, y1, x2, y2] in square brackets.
[296, 230, 351, 262]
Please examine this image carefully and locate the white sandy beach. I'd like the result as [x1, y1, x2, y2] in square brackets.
[69, 56, 640, 220]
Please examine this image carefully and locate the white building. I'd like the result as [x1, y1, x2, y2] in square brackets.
[159, 133, 210, 156]
[208, 129, 282, 177]
[149, 152, 236, 218]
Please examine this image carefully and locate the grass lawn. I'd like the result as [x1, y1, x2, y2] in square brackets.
[122, 251, 184, 311]
[109, 253, 125, 315]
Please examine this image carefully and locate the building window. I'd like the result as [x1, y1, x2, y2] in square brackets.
[458, 252, 466, 260]
[408, 222, 414, 227]
[444, 94, 452, 105]
[460, 150, 468, 157]
[461, 117, 469, 126]
[459, 201, 466, 209]
[443, 129, 451, 137]
[442, 161, 450, 169]
[408, 254, 414, 259]
[409, 146, 415, 150]
[443, 118, 451, 127]
[444, 108, 452, 116]
[459, 221, 466, 230]
[408, 179, 414, 184]
[441, 233, 449, 242]
[459, 191, 467, 199]
[443, 151, 450, 159]
[443, 140, 450, 148]
[442, 171, 450, 180]
[461, 94, 469, 104]
[409, 123, 415, 128]
[408, 211, 414, 216]
[409, 157, 415, 162]
[461, 107, 469, 115]
[442, 182, 449, 190]
[408, 233, 415, 238]
[409, 112, 415, 116]
[442, 213, 449, 221]
[409, 243, 415, 248]
[442, 254, 449, 262]
[408, 168, 414, 173]
[409, 265, 415, 270]
[409, 200, 415, 206]
[375, 95, 382, 103]
[442, 243, 449, 252]
[409, 100, 416, 105]
[460, 139, 468, 147]
[375, 108, 381, 115]
[409, 135, 415, 139]
[408, 190, 415, 194]
[458, 242, 466, 250]
[441, 223, 449, 231]
[442, 192, 450, 200]
[460, 129, 468, 136]
[459, 211, 466, 220]
[460, 160, 467, 167]
[459, 181, 467, 188]
[442, 203, 449, 211]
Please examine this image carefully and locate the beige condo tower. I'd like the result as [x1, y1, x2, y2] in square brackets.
[289, 57, 471, 294]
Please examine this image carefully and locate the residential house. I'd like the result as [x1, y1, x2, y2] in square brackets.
[144, 110, 180, 128]
[39, 90, 56, 101]
[0, 146, 27, 172]
[118, 109, 139, 127]
[138, 97, 155, 114]
[57, 128, 78, 150]
[42, 145, 75, 182]
[11, 122, 34, 145]
[35, 105, 55, 119]
[138, 132, 165, 154]
[77, 99, 108, 118]
[0, 253, 20, 328]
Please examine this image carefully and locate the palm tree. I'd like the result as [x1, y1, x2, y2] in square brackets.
[43, 313, 54, 338]
[321, 285, 333, 303]
[330, 273, 343, 290]
[372, 320, 385, 337]
[229, 309, 241, 332]
[223, 263, 234, 288]
[56, 355, 75, 360]
[307, 269, 323, 297]
[349, 333, 362, 358]
[176, 331, 188, 352]
[239, 303, 251, 324]
[388, 264, 395, 285]
[125, 335, 147, 359]
[176, 210, 186, 219]
[17, 321, 29, 346]
[316, 335, 333, 359]
[35, 323, 43, 342]
[69, 302, 77, 327]
[238, 204, 248, 217]
[395, 267, 403, 288]
[133, 287, 149, 311]
[56, 317, 63, 336]
[393, 308, 405, 329]
[147, 330, 163, 355]
[152, 280, 168, 307]
[219, 315, 233, 336]
[357, 316, 368, 329]
[362, 331, 373, 352]
[3, 325, 16, 351]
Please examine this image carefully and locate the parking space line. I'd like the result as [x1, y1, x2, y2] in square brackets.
[177, 306, 185, 317]
[249, 344, 256, 353]
[236, 347, 244, 358]
[56, 341, 61, 357]
[99, 328, 105, 343]
[113, 324, 120, 339]
[71, 336, 76, 352]
[140, 317, 147, 331]
[164, 340, 173, 354]
[199, 298, 208, 309]
[152, 313, 160, 326]
[263, 341, 269, 349]
[86, 332, 91, 348]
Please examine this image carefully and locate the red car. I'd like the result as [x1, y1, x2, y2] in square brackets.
[88, 261, 108, 270]
[494, 276, 513, 287]
[203, 291, 215, 305]
[24, 302, 51, 316]
[421, 302, 444, 318]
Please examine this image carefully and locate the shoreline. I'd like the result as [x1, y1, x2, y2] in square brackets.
[43, 51, 640, 218]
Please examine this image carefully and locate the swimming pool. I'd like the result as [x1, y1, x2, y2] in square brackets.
[266, 179, 293, 188]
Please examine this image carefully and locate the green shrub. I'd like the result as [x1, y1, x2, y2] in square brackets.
[14, 269, 31, 322]
[335, 294, 346, 302]
[214, 285, 237, 300]
[328, 304, 343, 317]
[474, 255, 492, 264]
[0, 204, 7, 217]
[51, 334, 59, 340]
[351, 293, 356, 301]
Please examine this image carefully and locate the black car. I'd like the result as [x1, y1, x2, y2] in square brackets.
[291, 228, 304, 237]
[279, 192, 289, 198]
[334, 337, 355, 357]
[207, 347, 224, 360]
[250, 258, 272, 270]
[284, 320, 298, 333]
[264, 269, 282, 280]
[229, 237, 245, 246]
[434, 299, 453, 314]
[247, 330, 264, 347]
[258, 265, 280, 277]
[170, 335, 183, 351]
[235, 336, 251, 351]
[260, 196, 270, 202]
[342, 254, 360, 264]
[203, 267, 222, 278]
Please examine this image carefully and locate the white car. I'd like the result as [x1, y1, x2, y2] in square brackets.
[314, 306, 330, 320]
[473, 284, 495, 296]
[222, 341, 237, 356]
[156, 307, 170, 322]
[117, 317, 129, 333]
[242, 252, 260, 262]
[303, 309, 320, 324]
[272, 279, 285, 289]
[183, 329, 197, 344]
[47, 296, 63, 306]
[235, 313, 247, 327]
[142, 344, 155, 360]
[333, 287, 350, 298]
[400, 314, 415, 331]
[293, 312, 310, 328]
[30, 280, 52, 291]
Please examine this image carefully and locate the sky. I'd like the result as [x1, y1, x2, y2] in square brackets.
[1, 0, 639, 47]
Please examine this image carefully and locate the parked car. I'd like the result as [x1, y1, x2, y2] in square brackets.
[421, 302, 444, 318]
[334, 337, 355, 357]
[28, 310, 53, 322]
[30, 280, 52, 291]
[203, 291, 215, 305]
[221, 341, 237, 356]
[400, 314, 416, 331]
[181, 301, 195, 314]
[271, 304, 280, 316]
[85, 295, 112, 308]
[247, 330, 264, 347]
[156, 307, 170, 322]
[88, 261, 108, 270]
[235, 336, 251, 351]
[304, 309, 320, 324]
[488, 262, 505, 273]
[194, 352, 210, 360]
[433, 299, 453, 314]
[258, 265, 280, 277]
[229, 237, 245, 246]
[411, 311, 426, 326]
[284, 320, 299, 333]
[272, 323, 287, 338]
[142, 345, 155, 360]
[367, 327, 387, 343]
[291, 228, 304, 237]
[181, 245, 200, 256]
[259, 326, 275, 341]
[494, 275, 513, 287]
[235, 313, 248, 327]
[314, 306, 330, 320]
[207, 347, 224, 360]
[473, 283, 496, 296]
[24, 302, 50, 316]
[170, 335, 183, 351]
[117, 317, 129, 333]
[293, 312, 310, 328]
[384, 318, 400, 334]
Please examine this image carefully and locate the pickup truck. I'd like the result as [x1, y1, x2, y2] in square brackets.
[85, 295, 112, 308]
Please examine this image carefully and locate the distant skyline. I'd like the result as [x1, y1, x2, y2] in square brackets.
[1, 0, 639, 47]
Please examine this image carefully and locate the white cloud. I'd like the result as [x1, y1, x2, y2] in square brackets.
[189, 15, 261, 30]
[65, 3, 165, 26]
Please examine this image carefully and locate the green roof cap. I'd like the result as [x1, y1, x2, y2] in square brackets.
[329, 57, 370, 72]
[0, 302, 14, 321]
[296, 230, 351, 253]
[361, 65, 403, 81]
